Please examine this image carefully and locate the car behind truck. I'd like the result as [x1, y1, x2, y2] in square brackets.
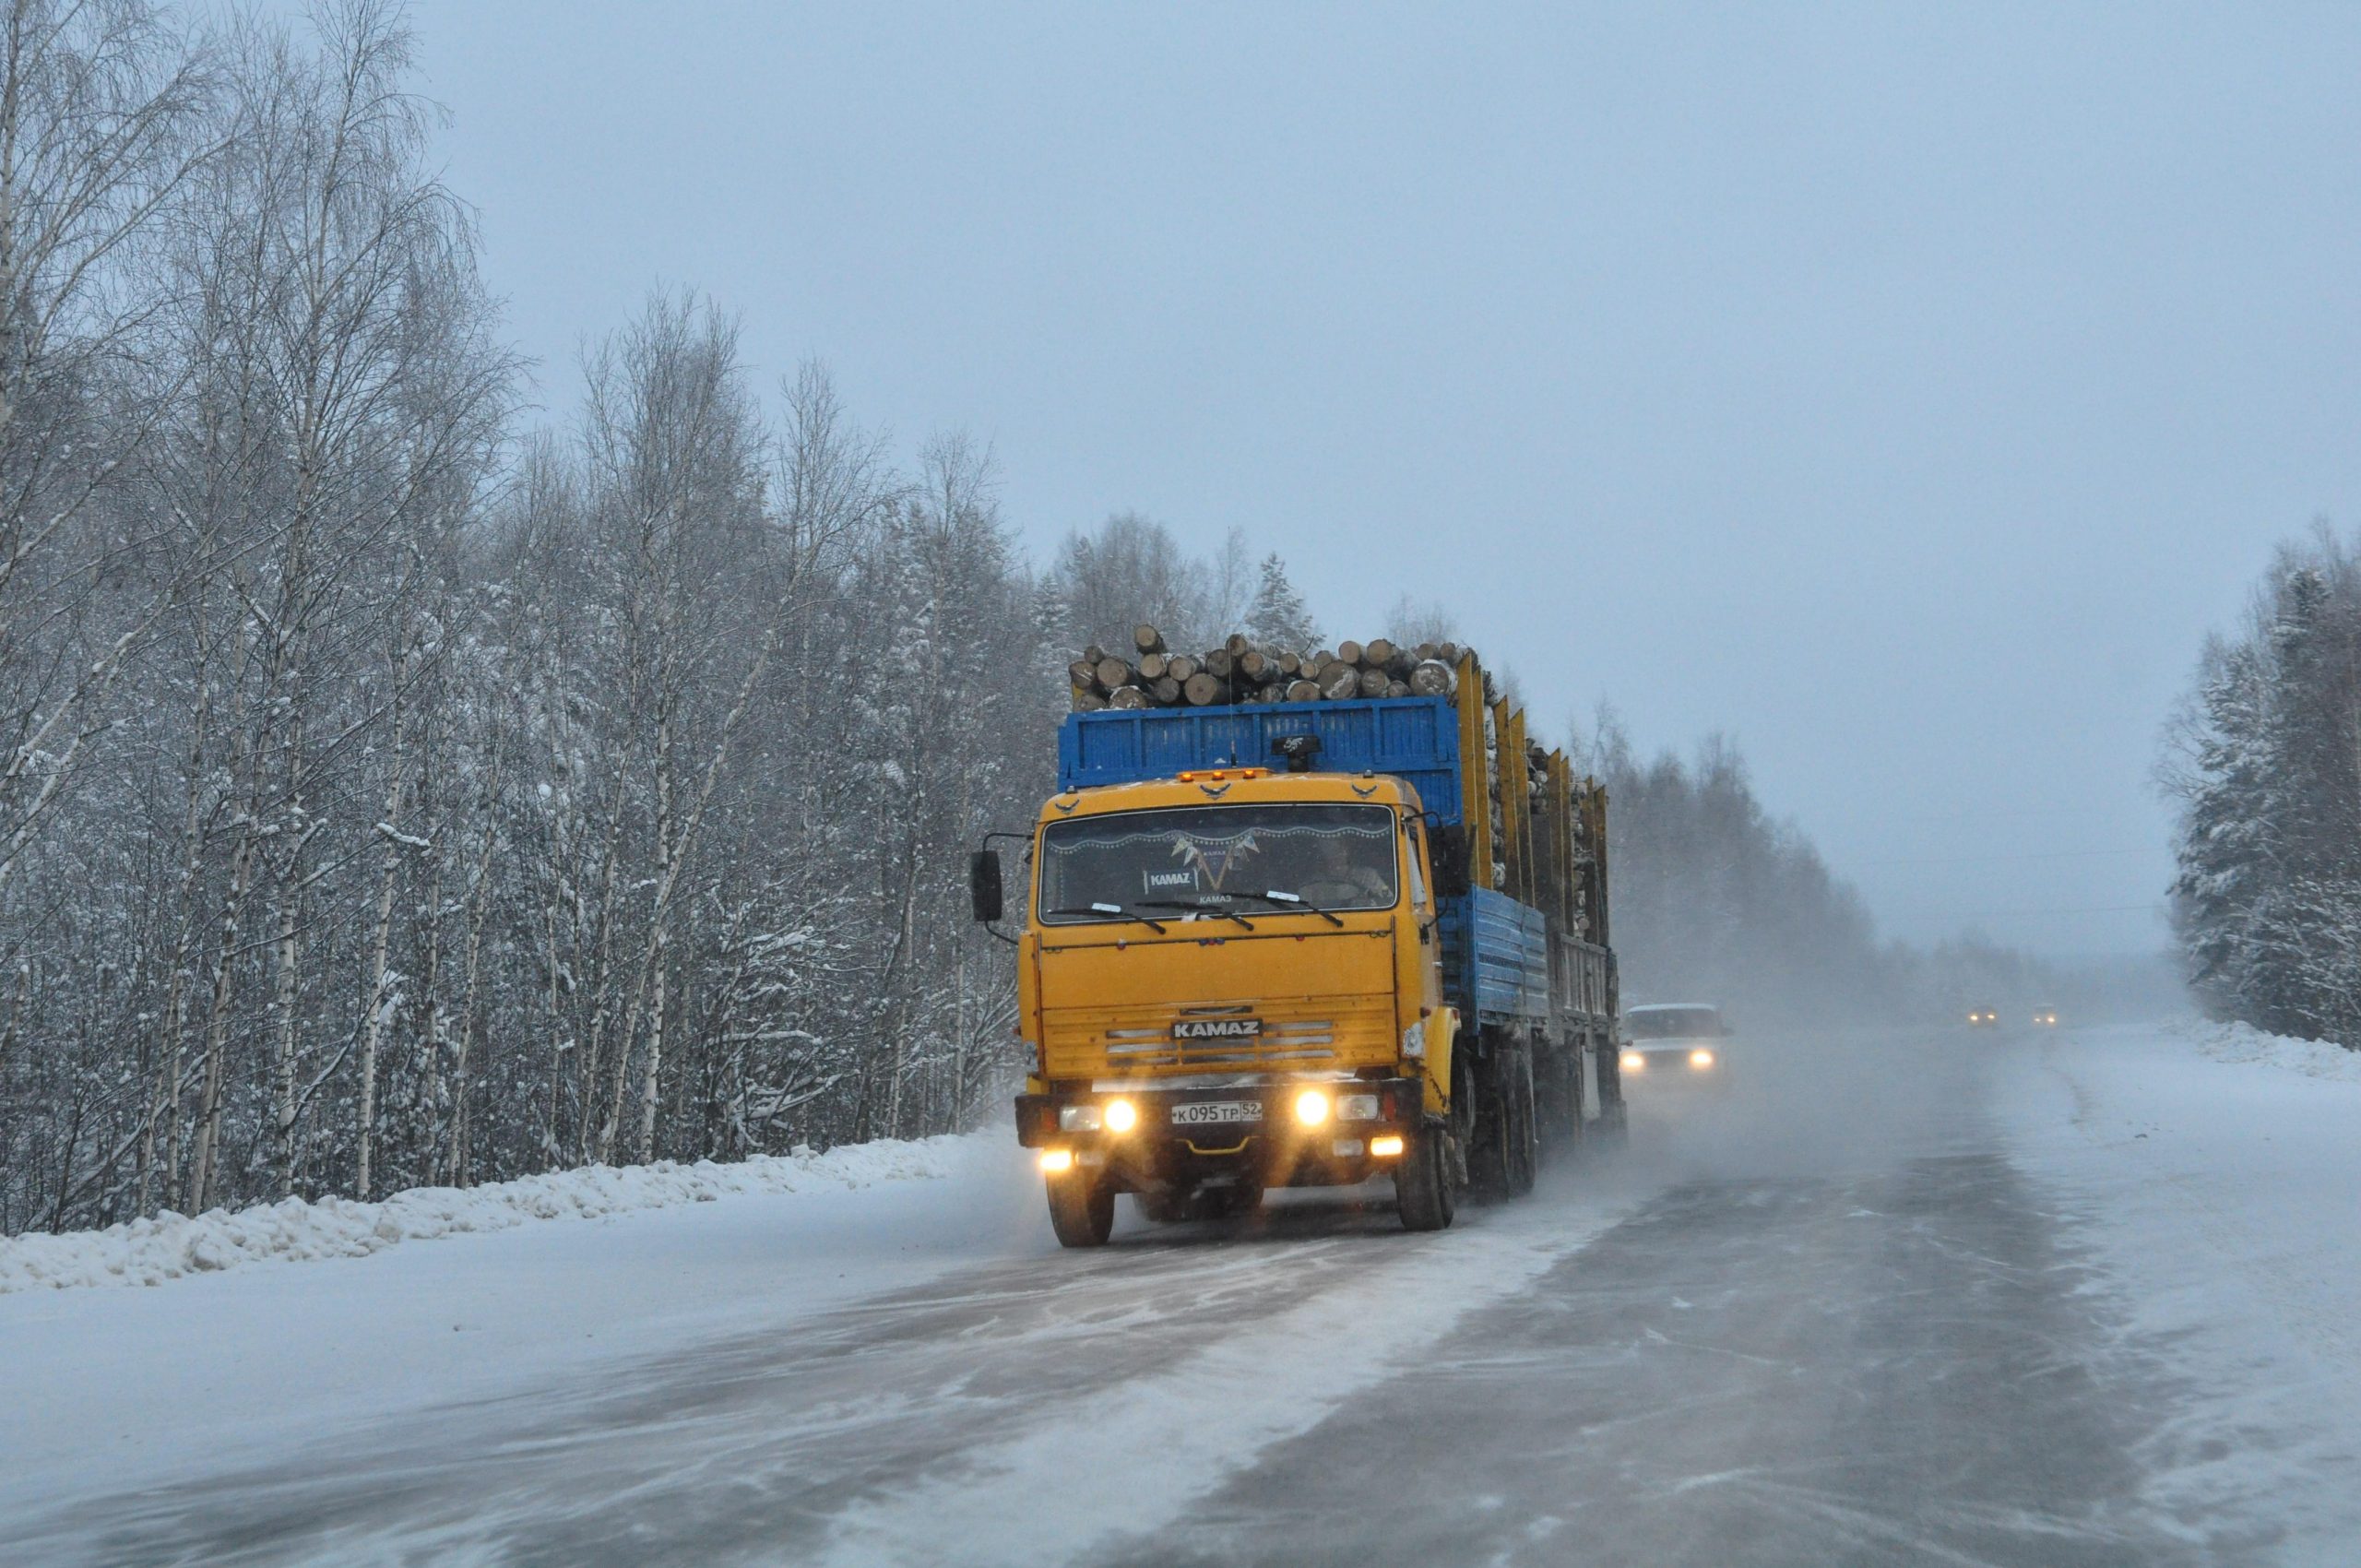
[970, 652, 1624, 1246]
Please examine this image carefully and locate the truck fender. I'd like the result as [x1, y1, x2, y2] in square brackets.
[1421, 1005, 1458, 1117]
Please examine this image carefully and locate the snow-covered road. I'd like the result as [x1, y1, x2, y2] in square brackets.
[4, 1024, 2355, 1566]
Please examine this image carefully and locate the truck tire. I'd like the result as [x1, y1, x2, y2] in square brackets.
[1538, 1047, 1581, 1154]
[1502, 1046, 1539, 1197]
[1594, 1099, 1629, 1151]
[1047, 1172, 1115, 1247]
[1468, 1042, 1538, 1198]
[1395, 1125, 1456, 1231]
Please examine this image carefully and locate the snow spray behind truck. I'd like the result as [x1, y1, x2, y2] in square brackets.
[969, 648, 1624, 1246]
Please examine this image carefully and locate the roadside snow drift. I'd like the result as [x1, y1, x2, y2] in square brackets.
[0, 1134, 979, 1294]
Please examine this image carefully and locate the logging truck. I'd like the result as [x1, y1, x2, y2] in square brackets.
[970, 646, 1624, 1246]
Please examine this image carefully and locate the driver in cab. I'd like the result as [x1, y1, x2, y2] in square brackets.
[1297, 833, 1389, 909]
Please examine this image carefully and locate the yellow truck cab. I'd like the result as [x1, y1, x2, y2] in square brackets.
[970, 657, 1622, 1246]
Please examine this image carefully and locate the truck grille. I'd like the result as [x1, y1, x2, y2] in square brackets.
[1103, 1020, 1336, 1070]
[1041, 999, 1394, 1078]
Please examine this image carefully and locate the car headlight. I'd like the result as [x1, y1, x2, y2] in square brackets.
[1369, 1134, 1405, 1158]
[1689, 1049, 1714, 1069]
[1103, 1098, 1138, 1134]
[1057, 1105, 1102, 1132]
[1336, 1093, 1380, 1121]
[1620, 1050, 1643, 1071]
[1038, 1148, 1074, 1173]
[1294, 1088, 1331, 1126]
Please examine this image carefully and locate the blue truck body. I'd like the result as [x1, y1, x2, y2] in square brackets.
[1057, 695, 1552, 1027]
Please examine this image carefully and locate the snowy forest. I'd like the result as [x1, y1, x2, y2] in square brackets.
[0, 0, 1385, 1233]
[2166, 527, 2361, 1050]
[0, 1, 2042, 1236]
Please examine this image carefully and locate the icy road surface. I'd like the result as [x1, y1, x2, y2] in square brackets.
[5, 1026, 2357, 1566]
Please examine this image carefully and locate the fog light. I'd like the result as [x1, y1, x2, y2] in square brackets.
[1331, 1137, 1365, 1158]
[1038, 1148, 1074, 1173]
[1057, 1105, 1102, 1132]
[1103, 1098, 1138, 1134]
[1294, 1089, 1331, 1126]
[1620, 1050, 1643, 1072]
[1370, 1134, 1406, 1158]
[1336, 1093, 1380, 1121]
[1689, 1049, 1715, 1069]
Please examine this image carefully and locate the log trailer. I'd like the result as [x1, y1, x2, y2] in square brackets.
[969, 653, 1623, 1246]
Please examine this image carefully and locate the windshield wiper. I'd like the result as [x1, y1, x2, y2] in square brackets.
[1233, 889, 1346, 927]
[1133, 897, 1256, 931]
[1041, 902, 1168, 932]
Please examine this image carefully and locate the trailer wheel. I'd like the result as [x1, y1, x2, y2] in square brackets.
[1593, 1099, 1630, 1152]
[1502, 1046, 1539, 1198]
[1395, 1125, 1456, 1231]
[1047, 1172, 1114, 1246]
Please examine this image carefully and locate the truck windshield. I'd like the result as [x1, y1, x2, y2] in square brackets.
[1038, 803, 1399, 923]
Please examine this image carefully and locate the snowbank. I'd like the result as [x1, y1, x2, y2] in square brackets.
[0, 1134, 979, 1295]
[2170, 1016, 2361, 1082]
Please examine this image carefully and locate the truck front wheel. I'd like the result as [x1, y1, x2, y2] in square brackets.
[1395, 1126, 1457, 1232]
[1047, 1172, 1114, 1247]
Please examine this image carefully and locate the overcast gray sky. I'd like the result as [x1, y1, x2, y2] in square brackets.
[396, 1, 2361, 957]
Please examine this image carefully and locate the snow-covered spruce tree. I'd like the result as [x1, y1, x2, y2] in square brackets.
[1244, 553, 1321, 651]
[2169, 636, 2277, 1025]
[2166, 535, 2361, 1047]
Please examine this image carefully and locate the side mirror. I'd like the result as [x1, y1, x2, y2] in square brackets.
[1430, 825, 1471, 898]
[968, 849, 1004, 924]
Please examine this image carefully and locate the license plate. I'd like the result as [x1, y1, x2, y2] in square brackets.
[1169, 1099, 1264, 1126]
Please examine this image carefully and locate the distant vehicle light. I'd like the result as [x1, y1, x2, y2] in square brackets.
[1103, 1098, 1139, 1134]
[1689, 1049, 1715, 1069]
[1038, 1148, 1074, 1173]
[1620, 1050, 1643, 1072]
[1370, 1134, 1406, 1157]
[1294, 1089, 1332, 1126]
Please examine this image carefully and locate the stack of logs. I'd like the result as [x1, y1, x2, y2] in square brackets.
[1069, 626, 1473, 712]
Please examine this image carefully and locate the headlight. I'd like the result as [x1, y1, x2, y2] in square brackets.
[1102, 1098, 1138, 1134]
[1620, 1050, 1643, 1071]
[1370, 1134, 1405, 1158]
[1038, 1148, 1074, 1173]
[1057, 1105, 1102, 1132]
[1336, 1093, 1380, 1121]
[1689, 1049, 1715, 1069]
[1294, 1088, 1331, 1126]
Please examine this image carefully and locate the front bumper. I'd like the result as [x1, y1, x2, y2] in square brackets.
[1015, 1078, 1422, 1190]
